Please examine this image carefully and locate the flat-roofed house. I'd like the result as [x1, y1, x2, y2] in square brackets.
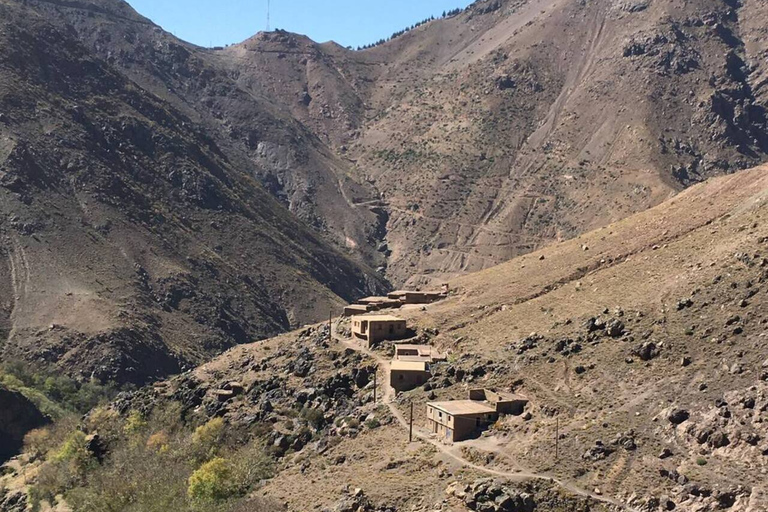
[394, 344, 446, 363]
[357, 296, 403, 311]
[427, 389, 529, 442]
[387, 290, 445, 305]
[426, 400, 498, 442]
[389, 360, 430, 392]
[343, 304, 371, 317]
[351, 315, 408, 348]
[468, 389, 529, 415]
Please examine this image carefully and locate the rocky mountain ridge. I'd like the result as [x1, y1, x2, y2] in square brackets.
[0, 0, 386, 385]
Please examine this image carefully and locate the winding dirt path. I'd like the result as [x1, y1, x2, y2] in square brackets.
[333, 322, 638, 511]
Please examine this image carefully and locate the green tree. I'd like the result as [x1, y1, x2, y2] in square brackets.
[187, 457, 234, 503]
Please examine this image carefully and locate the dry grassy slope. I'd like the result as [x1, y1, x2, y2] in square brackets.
[389, 165, 768, 509]
[159, 165, 768, 511]
[0, 0, 386, 385]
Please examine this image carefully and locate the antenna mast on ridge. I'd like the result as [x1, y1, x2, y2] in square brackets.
[266, 0, 271, 31]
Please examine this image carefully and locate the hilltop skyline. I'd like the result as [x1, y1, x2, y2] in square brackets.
[126, 0, 474, 48]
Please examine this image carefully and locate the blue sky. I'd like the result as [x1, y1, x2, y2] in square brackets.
[126, 0, 473, 49]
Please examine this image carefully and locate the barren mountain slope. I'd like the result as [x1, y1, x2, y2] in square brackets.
[26, 0, 768, 289]
[22, 0, 390, 271]
[0, 0, 386, 385]
[347, 0, 768, 285]
[47, 164, 768, 512]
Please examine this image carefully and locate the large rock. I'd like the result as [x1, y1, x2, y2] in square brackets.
[667, 408, 690, 425]
[0, 385, 50, 463]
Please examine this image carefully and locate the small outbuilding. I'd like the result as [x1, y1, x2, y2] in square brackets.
[468, 389, 528, 415]
[389, 360, 430, 392]
[351, 315, 408, 348]
[394, 344, 446, 363]
[343, 304, 371, 317]
[357, 296, 403, 311]
[387, 290, 445, 305]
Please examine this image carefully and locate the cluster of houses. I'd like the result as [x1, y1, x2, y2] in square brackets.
[341, 286, 529, 443]
[346, 288, 448, 350]
[343, 287, 448, 317]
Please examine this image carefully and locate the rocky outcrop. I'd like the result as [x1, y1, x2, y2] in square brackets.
[0, 386, 49, 463]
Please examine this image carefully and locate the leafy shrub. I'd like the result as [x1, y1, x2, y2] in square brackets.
[696, 457, 708, 466]
[364, 418, 381, 430]
[191, 418, 225, 460]
[86, 406, 122, 444]
[0, 362, 119, 416]
[187, 457, 234, 503]
[123, 410, 148, 435]
[64, 439, 190, 512]
[30, 430, 96, 506]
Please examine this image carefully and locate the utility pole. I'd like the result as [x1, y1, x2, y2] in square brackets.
[373, 367, 377, 404]
[409, 401, 414, 442]
[266, 0, 271, 31]
[328, 310, 332, 341]
[555, 417, 559, 462]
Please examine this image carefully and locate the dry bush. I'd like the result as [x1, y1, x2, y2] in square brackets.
[146, 431, 170, 452]
[23, 428, 51, 461]
[85, 406, 122, 444]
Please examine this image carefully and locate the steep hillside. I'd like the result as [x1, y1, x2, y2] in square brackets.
[22, 0, 390, 271]
[348, 0, 768, 285]
[0, 0, 386, 385]
[14, 165, 767, 512]
[393, 164, 768, 510]
[21, 0, 768, 288]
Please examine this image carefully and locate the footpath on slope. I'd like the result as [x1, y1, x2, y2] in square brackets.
[332, 321, 638, 512]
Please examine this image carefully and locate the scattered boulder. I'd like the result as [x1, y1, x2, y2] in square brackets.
[709, 431, 730, 449]
[495, 74, 516, 90]
[460, 479, 536, 512]
[606, 319, 626, 338]
[611, 430, 637, 451]
[632, 342, 660, 361]
[667, 408, 690, 425]
[582, 440, 614, 461]
[326, 487, 393, 512]
[85, 433, 107, 462]
[585, 317, 606, 333]
[0, 488, 28, 512]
